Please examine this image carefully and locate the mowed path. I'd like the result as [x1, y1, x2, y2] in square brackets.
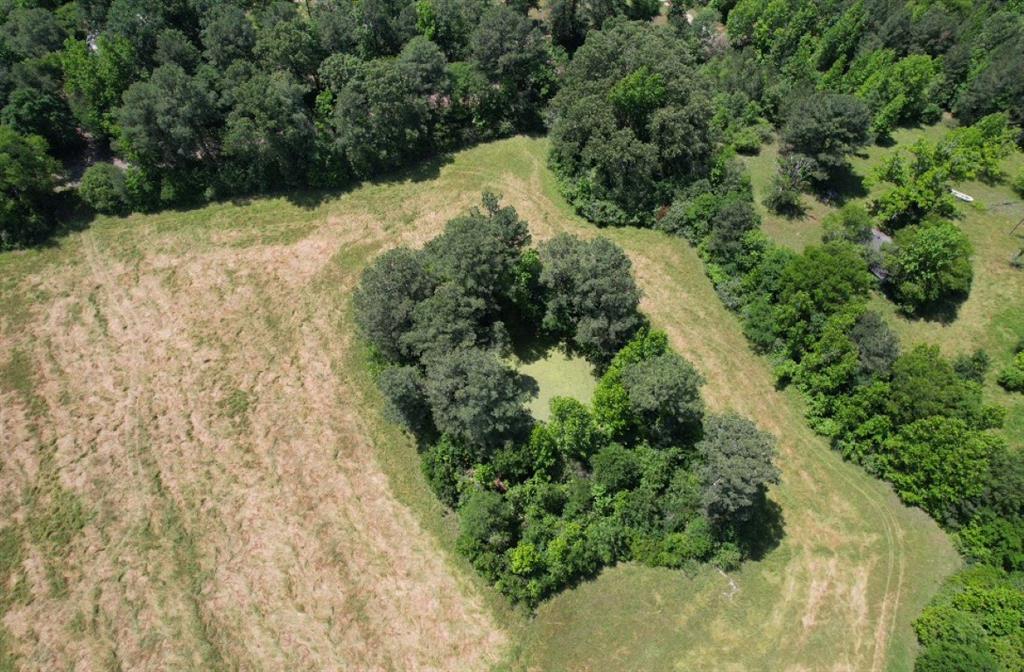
[0, 137, 958, 671]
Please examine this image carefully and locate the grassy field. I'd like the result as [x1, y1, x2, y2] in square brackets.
[743, 120, 1024, 449]
[0, 136, 961, 671]
[516, 350, 597, 421]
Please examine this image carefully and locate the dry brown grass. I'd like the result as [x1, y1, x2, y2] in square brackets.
[0, 137, 961, 672]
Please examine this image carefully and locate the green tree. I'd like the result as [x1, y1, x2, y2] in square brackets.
[881, 416, 1002, 524]
[699, 413, 780, 524]
[353, 247, 435, 362]
[780, 93, 870, 181]
[79, 163, 129, 215]
[0, 126, 59, 248]
[61, 35, 139, 136]
[538, 234, 642, 363]
[768, 242, 873, 359]
[621, 352, 705, 446]
[378, 365, 432, 435]
[888, 345, 995, 429]
[115, 63, 218, 169]
[884, 219, 973, 314]
[591, 443, 641, 492]
[221, 70, 315, 192]
[424, 347, 530, 447]
[457, 488, 517, 579]
[200, 4, 256, 68]
[849, 310, 900, 378]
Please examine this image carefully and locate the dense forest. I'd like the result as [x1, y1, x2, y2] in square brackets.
[1, 0, 1022, 668]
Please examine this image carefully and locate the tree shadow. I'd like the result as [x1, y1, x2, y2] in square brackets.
[733, 497, 786, 561]
[881, 285, 967, 324]
[509, 329, 562, 365]
[281, 152, 456, 210]
[815, 164, 868, 206]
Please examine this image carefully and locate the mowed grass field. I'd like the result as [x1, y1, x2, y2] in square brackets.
[1, 136, 960, 671]
[744, 121, 1024, 450]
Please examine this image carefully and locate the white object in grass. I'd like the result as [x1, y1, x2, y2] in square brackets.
[951, 189, 974, 202]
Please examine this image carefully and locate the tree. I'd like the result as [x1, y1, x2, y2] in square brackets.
[699, 414, 780, 524]
[780, 93, 870, 181]
[401, 281, 489, 359]
[822, 203, 873, 245]
[80, 163, 129, 215]
[881, 416, 1002, 524]
[457, 488, 517, 578]
[591, 443, 641, 492]
[768, 242, 873, 358]
[422, 193, 530, 305]
[253, 13, 321, 81]
[546, 397, 606, 461]
[378, 365, 432, 434]
[469, 6, 547, 87]
[548, 20, 715, 226]
[115, 64, 218, 169]
[0, 126, 59, 249]
[353, 247, 435, 362]
[997, 351, 1024, 393]
[706, 199, 760, 267]
[538, 234, 643, 363]
[915, 566, 1024, 672]
[200, 4, 256, 68]
[221, 70, 315, 192]
[621, 352, 705, 446]
[61, 35, 139, 136]
[423, 347, 530, 447]
[849, 310, 900, 378]
[888, 345, 993, 429]
[1, 8, 66, 60]
[764, 154, 812, 215]
[330, 57, 433, 177]
[422, 435, 475, 506]
[884, 219, 973, 314]
[915, 642, 999, 672]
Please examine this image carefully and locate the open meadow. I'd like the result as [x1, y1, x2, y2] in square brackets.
[1, 137, 962, 671]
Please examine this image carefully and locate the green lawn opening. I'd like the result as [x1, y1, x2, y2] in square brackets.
[515, 349, 597, 421]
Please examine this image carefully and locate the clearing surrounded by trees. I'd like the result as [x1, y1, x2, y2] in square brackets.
[1, 137, 965, 671]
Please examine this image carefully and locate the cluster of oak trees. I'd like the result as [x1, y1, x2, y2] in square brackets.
[354, 194, 780, 605]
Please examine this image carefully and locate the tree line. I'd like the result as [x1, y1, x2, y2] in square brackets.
[545, 7, 1024, 670]
[354, 194, 780, 606]
[0, 0, 558, 247]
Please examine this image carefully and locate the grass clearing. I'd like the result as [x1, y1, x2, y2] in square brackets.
[516, 349, 597, 421]
[743, 121, 1024, 450]
[0, 136, 961, 671]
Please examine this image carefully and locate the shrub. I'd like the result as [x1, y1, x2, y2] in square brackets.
[822, 203, 873, 245]
[79, 162, 129, 214]
[1013, 169, 1024, 198]
[591, 443, 641, 492]
[997, 351, 1024, 393]
[952, 349, 990, 384]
